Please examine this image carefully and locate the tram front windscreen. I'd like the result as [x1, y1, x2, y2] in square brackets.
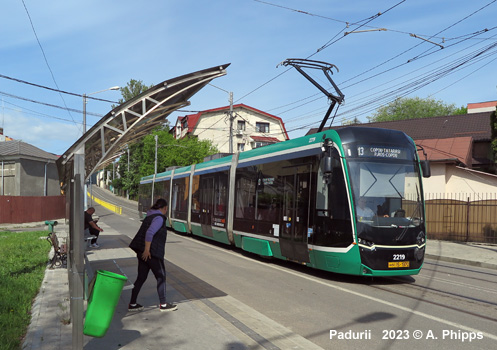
[347, 157, 425, 246]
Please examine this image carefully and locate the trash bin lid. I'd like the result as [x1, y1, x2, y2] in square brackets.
[96, 269, 128, 281]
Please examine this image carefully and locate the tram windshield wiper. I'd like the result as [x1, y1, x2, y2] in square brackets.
[396, 184, 421, 241]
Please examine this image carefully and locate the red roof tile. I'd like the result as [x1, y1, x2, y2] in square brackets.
[416, 137, 472, 166]
[250, 136, 280, 143]
[307, 112, 492, 142]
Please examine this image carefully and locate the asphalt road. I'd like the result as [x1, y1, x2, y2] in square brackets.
[89, 187, 497, 350]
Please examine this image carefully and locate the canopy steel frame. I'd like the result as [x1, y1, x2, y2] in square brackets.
[57, 64, 230, 186]
[56, 64, 229, 349]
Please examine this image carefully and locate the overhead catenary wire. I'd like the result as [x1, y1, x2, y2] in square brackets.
[241, 0, 497, 133]
[275, 35, 497, 129]
[0, 91, 104, 117]
[20, 0, 80, 128]
[0, 74, 118, 103]
[237, 1, 407, 102]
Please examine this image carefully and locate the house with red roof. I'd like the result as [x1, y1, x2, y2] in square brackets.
[467, 100, 497, 114]
[171, 104, 289, 153]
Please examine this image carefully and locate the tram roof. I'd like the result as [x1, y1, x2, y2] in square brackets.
[57, 64, 230, 188]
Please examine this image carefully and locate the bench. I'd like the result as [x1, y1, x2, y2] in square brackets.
[47, 232, 67, 268]
[45, 221, 67, 268]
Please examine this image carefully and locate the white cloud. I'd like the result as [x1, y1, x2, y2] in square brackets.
[2, 111, 80, 155]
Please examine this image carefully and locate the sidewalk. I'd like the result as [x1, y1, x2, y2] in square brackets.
[2, 220, 495, 350]
[15, 221, 322, 350]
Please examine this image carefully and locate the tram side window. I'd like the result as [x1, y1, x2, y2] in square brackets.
[235, 167, 257, 220]
[255, 163, 282, 223]
[161, 180, 170, 207]
[191, 175, 200, 214]
[172, 177, 189, 220]
[313, 153, 353, 247]
[154, 181, 165, 201]
[138, 182, 152, 214]
[214, 173, 228, 217]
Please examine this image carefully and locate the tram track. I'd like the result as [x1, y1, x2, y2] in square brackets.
[422, 261, 497, 281]
[368, 276, 497, 323]
[414, 273, 497, 296]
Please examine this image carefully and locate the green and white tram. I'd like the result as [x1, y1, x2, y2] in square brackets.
[138, 126, 430, 276]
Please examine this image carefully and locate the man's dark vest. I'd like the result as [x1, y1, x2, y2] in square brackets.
[129, 213, 168, 259]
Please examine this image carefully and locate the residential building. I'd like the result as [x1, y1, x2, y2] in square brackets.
[172, 104, 289, 153]
[0, 130, 59, 196]
[467, 100, 497, 114]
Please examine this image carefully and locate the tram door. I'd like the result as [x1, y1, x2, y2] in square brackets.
[200, 177, 214, 237]
[280, 165, 311, 263]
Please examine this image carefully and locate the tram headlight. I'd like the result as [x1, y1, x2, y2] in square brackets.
[358, 237, 375, 249]
[415, 231, 425, 261]
[414, 247, 425, 261]
[416, 231, 425, 246]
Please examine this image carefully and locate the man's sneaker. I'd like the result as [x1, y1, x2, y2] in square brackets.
[91, 243, 100, 248]
[128, 303, 144, 312]
[159, 303, 178, 312]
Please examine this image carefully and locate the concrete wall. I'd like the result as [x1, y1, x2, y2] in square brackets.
[19, 159, 60, 196]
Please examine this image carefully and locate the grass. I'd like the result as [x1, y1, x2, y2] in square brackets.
[0, 230, 50, 350]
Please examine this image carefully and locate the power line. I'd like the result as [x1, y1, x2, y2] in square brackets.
[281, 34, 497, 130]
[0, 91, 104, 117]
[20, 0, 82, 131]
[1, 100, 81, 124]
[0, 73, 118, 103]
[237, 1, 407, 103]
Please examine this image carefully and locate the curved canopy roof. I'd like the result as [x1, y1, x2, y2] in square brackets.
[57, 64, 230, 188]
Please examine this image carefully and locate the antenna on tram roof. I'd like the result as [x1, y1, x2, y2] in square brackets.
[279, 58, 345, 132]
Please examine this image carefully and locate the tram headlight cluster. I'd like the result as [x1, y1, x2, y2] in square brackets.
[358, 238, 375, 250]
[416, 231, 425, 246]
[415, 231, 426, 261]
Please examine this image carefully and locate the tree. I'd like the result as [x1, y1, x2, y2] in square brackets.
[368, 97, 467, 122]
[115, 79, 153, 106]
[491, 106, 497, 163]
[109, 78, 219, 199]
[115, 127, 218, 199]
[138, 128, 218, 176]
[342, 117, 362, 125]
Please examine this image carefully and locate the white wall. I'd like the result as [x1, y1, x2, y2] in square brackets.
[193, 106, 287, 153]
[422, 163, 497, 197]
[421, 163, 447, 194]
[445, 166, 497, 194]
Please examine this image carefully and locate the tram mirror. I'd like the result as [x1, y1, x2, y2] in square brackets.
[323, 156, 333, 175]
[421, 160, 431, 178]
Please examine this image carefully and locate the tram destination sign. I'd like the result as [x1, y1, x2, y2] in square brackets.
[357, 145, 408, 160]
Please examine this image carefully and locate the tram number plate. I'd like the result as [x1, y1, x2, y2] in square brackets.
[388, 261, 410, 268]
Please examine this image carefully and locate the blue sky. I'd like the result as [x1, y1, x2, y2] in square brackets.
[1, 0, 496, 155]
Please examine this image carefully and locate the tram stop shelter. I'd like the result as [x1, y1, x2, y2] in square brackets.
[56, 64, 229, 349]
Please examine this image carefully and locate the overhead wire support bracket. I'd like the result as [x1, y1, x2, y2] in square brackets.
[410, 33, 444, 49]
[344, 28, 387, 36]
[279, 58, 345, 133]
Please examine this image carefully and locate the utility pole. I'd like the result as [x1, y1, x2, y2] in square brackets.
[127, 147, 130, 200]
[229, 92, 234, 153]
[151, 134, 158, 206]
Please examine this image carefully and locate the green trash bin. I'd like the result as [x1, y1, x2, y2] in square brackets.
[83, 270, 128, 338]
